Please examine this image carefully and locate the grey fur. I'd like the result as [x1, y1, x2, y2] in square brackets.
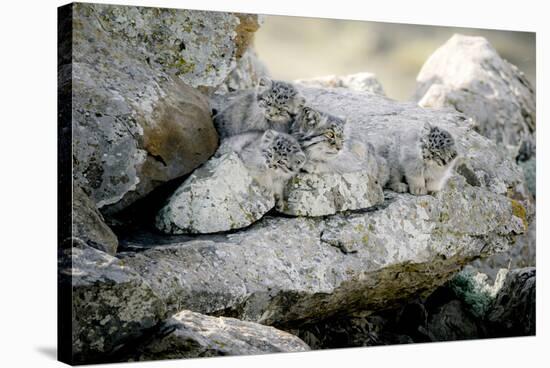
[217, 130, 306, 203]
[214, 77, 306, 139]
[375, 124, 459, 195]
[290, 106, 388, 185]
[290, 106, 346, 173]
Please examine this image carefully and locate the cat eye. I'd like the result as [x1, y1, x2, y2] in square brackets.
[325, 132, 334, 138]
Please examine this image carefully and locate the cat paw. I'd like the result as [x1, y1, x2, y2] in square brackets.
[390, 182, 408, 193]
[409, 184, 428, 196]
[301, 162, 316, 174]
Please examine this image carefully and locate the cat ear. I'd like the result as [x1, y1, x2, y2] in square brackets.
[296, 95, 306, 108]
[295, 151, 307, 167]
[262, 129, 277, 142]
[258, 77, 272, 89]
[306, 108, 321, 125]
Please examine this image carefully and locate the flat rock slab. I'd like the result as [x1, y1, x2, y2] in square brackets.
[122, 173, 525, 328]
[155, 153, 275, 234]
[278, 170, 384, 217]
[135, 310, 309, 360]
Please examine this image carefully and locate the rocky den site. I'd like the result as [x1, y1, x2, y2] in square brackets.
[58, 3, 536, 364]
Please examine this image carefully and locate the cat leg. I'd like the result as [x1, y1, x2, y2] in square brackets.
[402, 155, 427, 196]
[301, 161, 317, 174]
[426, 170, 452, 193]
[388, 167, 408, 193]
[426, 179, 444, 193]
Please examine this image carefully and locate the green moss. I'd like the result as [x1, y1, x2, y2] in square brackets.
[510, 199, 528, 230]
[361, 234, 369, 245]
[172, 57, 196, 75]
[448, 271, 492, 318]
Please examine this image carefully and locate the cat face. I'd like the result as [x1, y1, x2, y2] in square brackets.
[291, 106, 345, 161]
[256, 77, 306, 123]
[260, 130, 306, 176]
[422, 125, 458, 166]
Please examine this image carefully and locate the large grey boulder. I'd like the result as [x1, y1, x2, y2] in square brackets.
[134, 310, 309, 360]
[71, 186, 119, 255]
[296, 72, 385, 95]
[155, 152, 275, 234]
[119, 87, 527, 328]
[415, 34, 536, 155]
[66, 3, 261, 212]
[58, 243, 167, 364]
[121, 175, 524, 327]
[277, 170, 384, 217]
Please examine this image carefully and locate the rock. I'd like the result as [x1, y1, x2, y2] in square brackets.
[58, 244, 167, 364]
[469, 219, 535, 282]
[290, 310, 417, 349]
[519, 157, 536, 196]
[134, 310, 309, 360]
[296, 72, 385, 95]
[427, 300, 482, 341]
[71, 186, 119, 255]
[297, 87, 531, 202]
[445, 266, 508, 318]
[486, 267, 536, 336]
[75, 4, 259, 90]
[128, 173, 525, 326]
[67, 3, 263, 212]
[155, 153, 275, 234]
[277, 170, 384, 217]
[117, 87, 527, 328]
[217, 47, 271, 94]
[292, 266, 534, 347]
[415, 34, 536, 155]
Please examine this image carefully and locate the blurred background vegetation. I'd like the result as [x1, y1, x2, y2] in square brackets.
[254, 16, 536, 101]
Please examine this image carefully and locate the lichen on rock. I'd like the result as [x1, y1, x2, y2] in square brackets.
[134, 310, 309, 360]
[155, 152, 275, 234]
[278, 170, 384, 217]
[68, 3, 263, 213]
[58, 243, 167, 364]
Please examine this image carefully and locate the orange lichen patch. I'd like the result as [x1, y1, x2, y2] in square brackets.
[233, 14, 260, 59]
[510, 199, 528, 230]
